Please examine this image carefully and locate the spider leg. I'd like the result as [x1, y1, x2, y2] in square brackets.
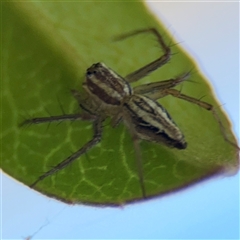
[20, 113, 96, 126]
[71, 89, 99, 116]
[132, 137, 146, 198]
[30, 117, 103, 188]
[133, 72, 190, 96]
[123, 114, 146, 198]
[158, 89, 240, 150]
[114, 28, 171, 83]
[21, 89, 97, 126]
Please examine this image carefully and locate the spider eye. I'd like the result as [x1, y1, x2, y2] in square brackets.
[86, 70, 97, 76]
[86, 71, 92, 76]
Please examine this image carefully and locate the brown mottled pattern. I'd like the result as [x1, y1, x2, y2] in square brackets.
[87, 79, 121, 105]
[123, 95, 186, 149]
[86, 63, 131, 105]
[131, 95, 155, 115]
[99, 66, 127, 96]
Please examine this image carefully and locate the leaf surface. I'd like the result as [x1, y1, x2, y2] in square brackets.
[1, 2, 239, 206]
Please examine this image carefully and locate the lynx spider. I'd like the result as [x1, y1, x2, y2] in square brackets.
[23, 28, 238, 198]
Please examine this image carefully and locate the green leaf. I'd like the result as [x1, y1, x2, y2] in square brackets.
[1, 2, 239, 206]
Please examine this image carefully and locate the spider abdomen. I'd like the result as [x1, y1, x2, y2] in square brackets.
[123, 94, 187, 149]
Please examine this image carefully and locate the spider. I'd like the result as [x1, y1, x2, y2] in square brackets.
[23, 28, 238, 198]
